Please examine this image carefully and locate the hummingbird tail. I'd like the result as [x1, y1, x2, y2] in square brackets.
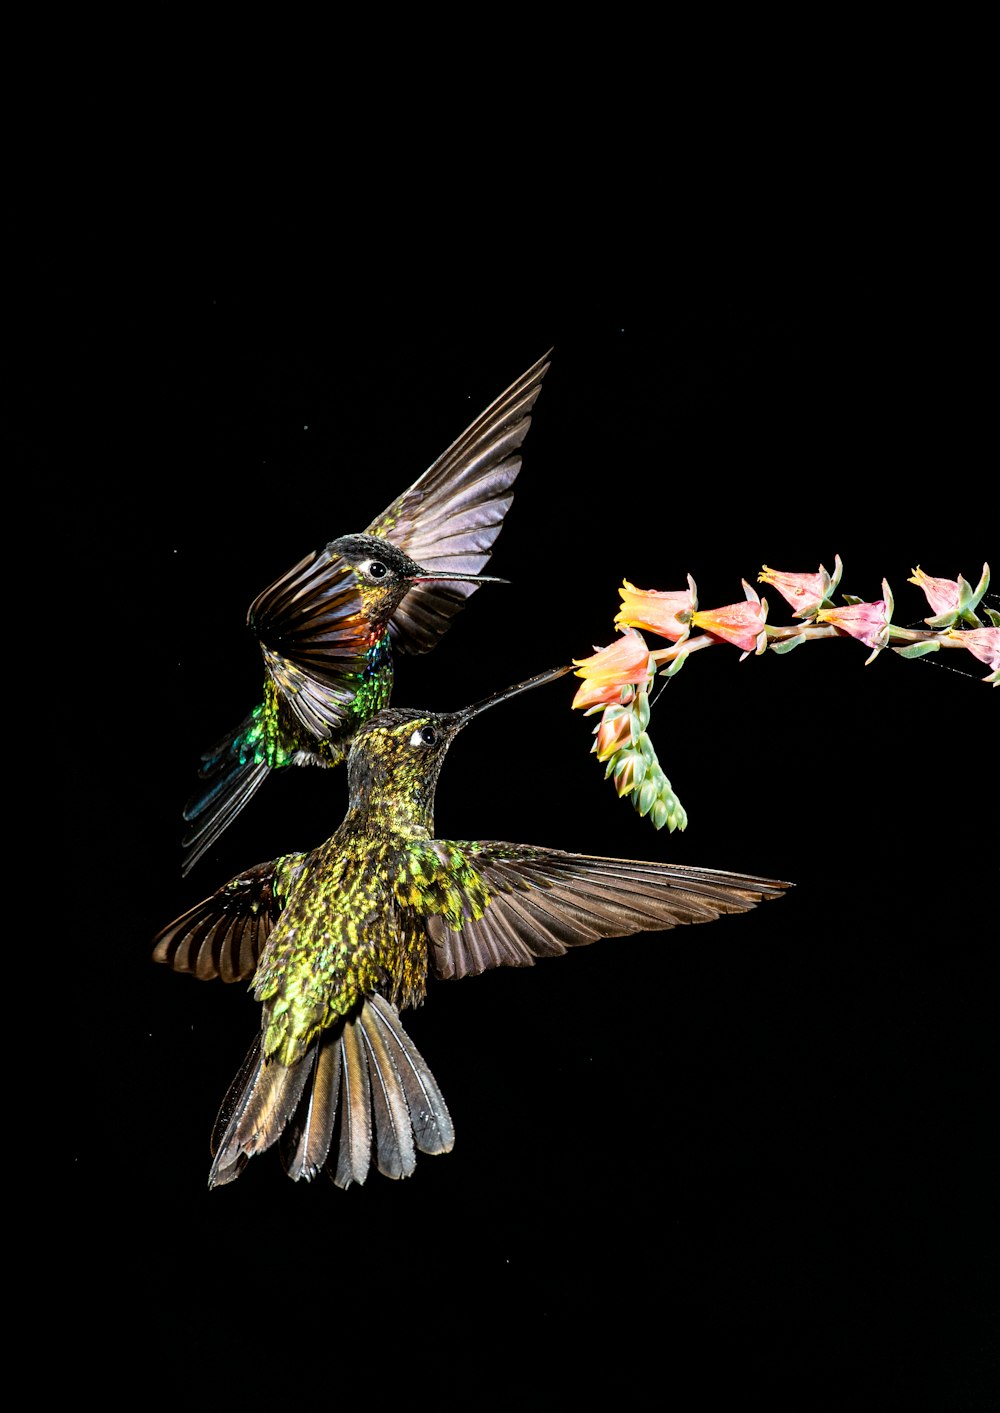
[180, 715, 273, 876]
[208, 995, 454, 1190]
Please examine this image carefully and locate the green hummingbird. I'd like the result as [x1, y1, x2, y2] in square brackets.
[153, 665, 792, 1190]
[181, 349, 552, 876]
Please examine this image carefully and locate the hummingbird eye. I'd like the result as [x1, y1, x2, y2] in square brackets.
[409, 726, 437, 747]
[365, 559, 389, 580]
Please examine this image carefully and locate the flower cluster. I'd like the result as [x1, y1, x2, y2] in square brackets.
[572, 559, 995, 830]
[570, 630, 687, 831]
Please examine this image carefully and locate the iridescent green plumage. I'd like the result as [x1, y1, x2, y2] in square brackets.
[154, 667, 792, 1190]
[238, 633, 394, 771]
[181, 351, 552, 875]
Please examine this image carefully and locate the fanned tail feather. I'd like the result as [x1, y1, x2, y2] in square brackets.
[208, 1034, 313, 1187]
[210, 996, 454, 1189]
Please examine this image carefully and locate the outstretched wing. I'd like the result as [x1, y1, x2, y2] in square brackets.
[152, 853, 311, 982]
[410, 843, 791, 982]
[368, 350, 552, 654]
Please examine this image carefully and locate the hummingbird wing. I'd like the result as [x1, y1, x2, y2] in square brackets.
[152, 853, 311, 982]
[368, 350, 552, 654]
[248, 551, 374, 738]
[411, 843, 791, 981]
[246, 349, 551, 689]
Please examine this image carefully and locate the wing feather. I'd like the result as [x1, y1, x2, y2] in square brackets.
[371, 351, 552, 653]
[151, 859, 291, 982]
[424, 845, 791, 981]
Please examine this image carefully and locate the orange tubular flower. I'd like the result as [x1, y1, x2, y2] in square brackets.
[615, 576, 697, 642]
[571, 628, 654, 713]
[758, 555, 843, 618]
[690, 580, 768, 657]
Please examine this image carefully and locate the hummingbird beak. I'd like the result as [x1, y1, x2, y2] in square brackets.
[458, 664, 574, 722]
[410, 571, 510, 585]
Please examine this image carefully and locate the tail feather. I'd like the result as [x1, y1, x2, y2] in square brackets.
[365, 994, 455, 1157]
[359, 1005, 418, 1180]
[208, 997, 454, 1190]
[181, 713, 273, 876]
[281, 1037, 342, 1181]
[182, 768, 272, 877]
[336, 1021, 374, 1188]
[208, 1035, 313, 1188]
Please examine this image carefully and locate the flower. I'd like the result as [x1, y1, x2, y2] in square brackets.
[948, 626, 1000, 683]
[908, 563, 991, 628]
[758, 555, 843, 617]
[615, 576, 697, 642]
[690, 580, 768, 657]
[816, 579, 894, 663]
[571, 628, 655, 712]
[593, 705, 635, 761]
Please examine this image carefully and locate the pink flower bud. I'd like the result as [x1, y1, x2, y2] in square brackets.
[594, 707, 635, 761]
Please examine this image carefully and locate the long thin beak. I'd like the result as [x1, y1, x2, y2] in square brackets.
[458, 664, 574, 722]
[410, 572, 510, 585]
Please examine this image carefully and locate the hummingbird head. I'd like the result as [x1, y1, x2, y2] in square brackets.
[345, 664, 572, 826]
[330, 533, 509, 591]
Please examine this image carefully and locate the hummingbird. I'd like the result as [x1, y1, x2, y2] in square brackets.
[180, 349, 552, 876]
[153, 665, 792, 1190]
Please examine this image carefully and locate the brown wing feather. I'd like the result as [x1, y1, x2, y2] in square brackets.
[424, 846, 791, 981]
[249, 551, 369, 670]
[248, 552, 373, 740]
[151, 860, 289, 982]
[239, 352, 551, 712]
[370, 351, 552, 654]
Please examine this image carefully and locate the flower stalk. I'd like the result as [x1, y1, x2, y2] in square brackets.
[572, 558, 996, 831]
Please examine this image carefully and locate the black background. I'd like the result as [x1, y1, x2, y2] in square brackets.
[43, 296, 996, 1407]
